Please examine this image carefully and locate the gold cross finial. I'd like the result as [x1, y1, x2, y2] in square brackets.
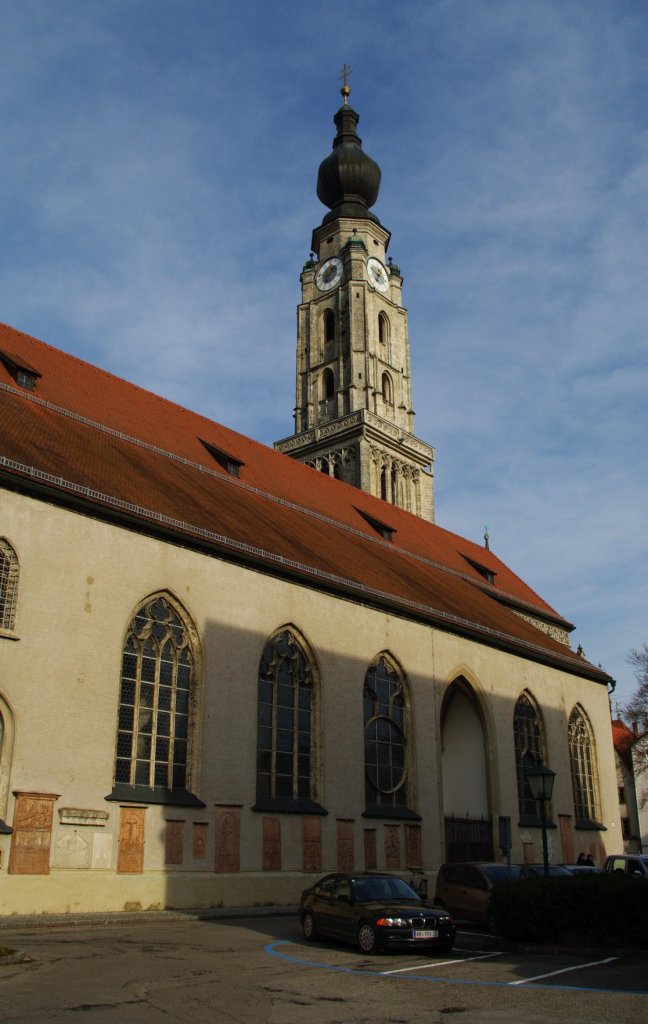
[339, 63, 352, 104]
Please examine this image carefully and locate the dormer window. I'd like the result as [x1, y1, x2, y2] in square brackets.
[199, 439, 244, 478]
[16, 369, 36, 391]
[462, 555, 496, 585]
[356, 507, 395, 542]
[0, 350, 41, 391]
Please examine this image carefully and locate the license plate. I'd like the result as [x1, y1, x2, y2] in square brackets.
[413, 929, 438, 939]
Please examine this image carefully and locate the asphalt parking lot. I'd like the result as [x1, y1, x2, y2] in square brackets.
[0, 912, 646, 1023]
[272, 923, 648, 994]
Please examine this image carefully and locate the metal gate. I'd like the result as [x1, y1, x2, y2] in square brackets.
[444, 813, 493, 862]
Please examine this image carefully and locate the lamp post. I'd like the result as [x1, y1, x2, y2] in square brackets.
[524, 761, 556, 878]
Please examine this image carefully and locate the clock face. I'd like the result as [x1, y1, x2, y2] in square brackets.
[367, 257, 389, 293]
[315, 256, 343, 292]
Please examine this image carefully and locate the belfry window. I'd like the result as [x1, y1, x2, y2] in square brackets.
[255, 628, 323, 812]
[513, 692, 545, 822]
[382, 372, 393, 405]
[0, 539, 19, 631]
[113, 594, 201, 802]
[322, 368, 335, 401]
[363, 655, 411, 815]
[568, 706, 601, 826]
[324, 309, 335, 344]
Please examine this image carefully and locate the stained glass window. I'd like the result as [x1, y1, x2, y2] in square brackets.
[256, 630, 314, 802]
[0, 539, 19, 630]
[513, 692, 545, 820]
[569, 706, 600, 824]
[364, 655, 408, 811]
[114, 596, 195, 791]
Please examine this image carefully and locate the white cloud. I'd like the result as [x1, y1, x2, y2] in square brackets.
[1, 0, 646, 704]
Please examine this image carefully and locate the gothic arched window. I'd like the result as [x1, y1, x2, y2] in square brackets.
[391, 463, 399, 506]
[113, 594, 199, 798]
[568, 705, 600, 825]
[255, 628, 321, 810]
[0, 698, 13, 833]
[322, 368, 335, 402]
[382, 372, 393, 405]
[0, 539, 20, 631]
[324, 309, 335, 344]
[363, 654, 410, 813]
[513, 692, 545, 821]
[380, 465, 388, 501]
[378, 311, 390, 349]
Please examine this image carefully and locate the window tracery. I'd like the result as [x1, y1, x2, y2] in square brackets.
[513, 692, 545, 821]
[568, 705, 600, 825]
[255, 628, 318, 808]
[363, 654, 409, 813]
[114, 594, 198, 794]
[0, 539, 19, 631]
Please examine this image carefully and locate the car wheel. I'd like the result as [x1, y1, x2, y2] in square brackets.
[302, 911, 318, 942]
[437, 940, 454, 954]
[357, 921, 378, 954]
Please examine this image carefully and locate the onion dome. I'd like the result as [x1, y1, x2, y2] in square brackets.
[316, 86, 382, 225]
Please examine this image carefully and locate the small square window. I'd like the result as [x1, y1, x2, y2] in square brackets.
[16, 369, 36, 391]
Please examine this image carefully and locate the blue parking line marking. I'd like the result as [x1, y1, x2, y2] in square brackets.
[264, 941, 647, 995]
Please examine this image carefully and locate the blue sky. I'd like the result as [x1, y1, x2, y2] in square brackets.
[1, 0, 646, 709]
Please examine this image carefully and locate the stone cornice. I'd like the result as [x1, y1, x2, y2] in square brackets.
[275, 409, 434, 466]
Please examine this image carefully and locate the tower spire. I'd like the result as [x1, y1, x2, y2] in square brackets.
[339, 63, 352, 105]
[275, 89, 435, 522]
[315, 81, 381, 226]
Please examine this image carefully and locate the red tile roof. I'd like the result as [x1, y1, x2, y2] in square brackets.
[612, 719, 638, 765]
[0, 320, 611, 684]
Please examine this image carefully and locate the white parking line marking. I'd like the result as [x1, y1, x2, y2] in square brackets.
[508, 956, 619, 986]
[381, 952, 503, 975]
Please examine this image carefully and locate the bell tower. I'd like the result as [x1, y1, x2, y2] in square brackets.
[275, 83, 435, 522]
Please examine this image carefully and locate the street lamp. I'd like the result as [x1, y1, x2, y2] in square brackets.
[524, 761, 556, 878]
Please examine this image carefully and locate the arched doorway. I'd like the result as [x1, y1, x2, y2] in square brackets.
[440, 678, 493, 861]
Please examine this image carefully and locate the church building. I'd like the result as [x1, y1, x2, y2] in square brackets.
[0, 87, 619, 915]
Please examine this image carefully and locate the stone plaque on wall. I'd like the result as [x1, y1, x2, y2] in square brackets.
[215, 807, 241, 873]
[302, 816, 322, 873]
[91, 831, 112, 869]
[262, 817, 281, 871]
[117, 806, 146, 873]
[336, 820, 354, 872]
[363, 828, 377, 870]
[9, 792, 59, 875]
[384, 825, 401, 869]
[165, 820, 185, 865]
[53, 831, 91, 869]
[193, 822, 208, 860]
[405, 824, 422, 869]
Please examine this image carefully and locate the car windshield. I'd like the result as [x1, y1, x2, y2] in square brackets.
[352, 876, 420, 902]
[481, 865, 521, 884]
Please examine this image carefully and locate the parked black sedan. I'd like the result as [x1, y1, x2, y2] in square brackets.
[299, 872, 456, 955]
